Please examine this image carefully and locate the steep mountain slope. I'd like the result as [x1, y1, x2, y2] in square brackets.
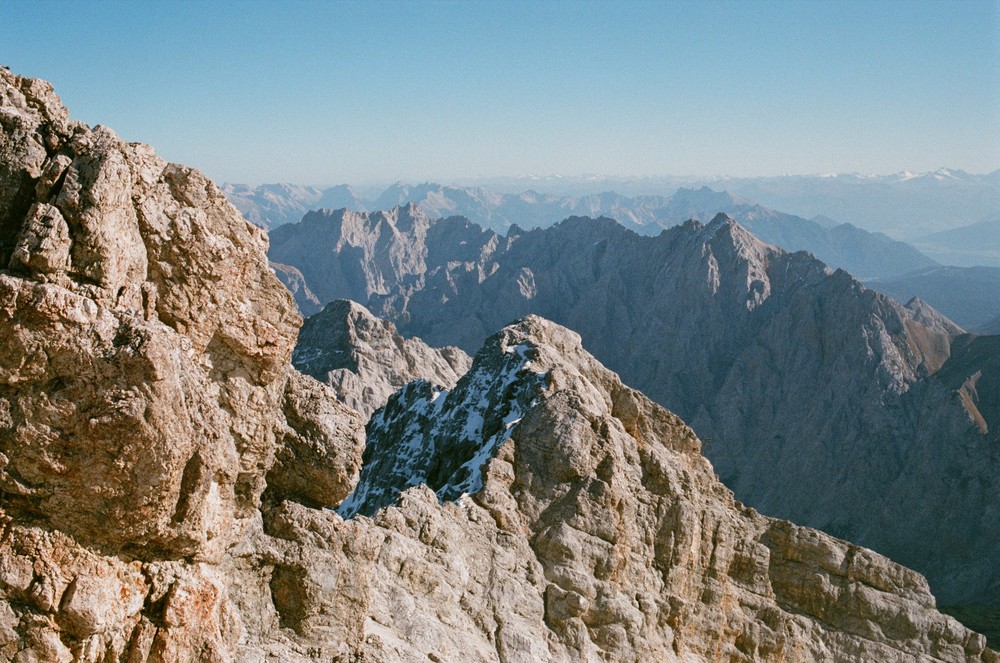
[870, 266, 1000, 332]
[275, 209, 1000, 603]
[5, 69, 996, 662]
[270, 260, 323, 315]
[332, 315, 995, 661]
[293, 298, 471, 416]
[268, 205, 516, 308]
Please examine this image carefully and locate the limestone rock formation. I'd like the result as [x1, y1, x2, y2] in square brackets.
[0, 67, 301, 561]
[268, 205, 517, 312]
[270, 208, 1000, 604]
[330, 316, 995, 662]
[1, 67, 997, 662]
[293, 299, 471, 417]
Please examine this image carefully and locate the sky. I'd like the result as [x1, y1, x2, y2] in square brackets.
[2, 0, 998, 186]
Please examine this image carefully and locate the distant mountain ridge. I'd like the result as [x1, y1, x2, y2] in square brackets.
[270, 205, 1000, 603]
[222, 182, 368, 228]
[244, 181, 936, 279]
[453, 168, 1000, 238]
[227, 167, 1000, 241]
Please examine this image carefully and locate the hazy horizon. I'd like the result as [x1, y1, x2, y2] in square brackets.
[3, 0, 998, 185]
[221, 167, 1000, 192]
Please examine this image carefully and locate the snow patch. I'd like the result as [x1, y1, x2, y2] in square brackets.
[337, 341, 548, 518]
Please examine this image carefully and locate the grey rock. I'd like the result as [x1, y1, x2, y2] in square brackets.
[293, 299, 471, 417]
[271, 208, 1000, 603]
[271, 260, 323, 316]
[330, 315, 997, 662]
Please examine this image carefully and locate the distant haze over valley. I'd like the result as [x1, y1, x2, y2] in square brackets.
[225, 168, 1000, 241]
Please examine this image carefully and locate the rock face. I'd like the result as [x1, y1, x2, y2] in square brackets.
[1, 68, 997, 662]
[271, 209, 1000, 604]
[0, 67, 366, 662]
[332, 316, 994, 662]
[0, 67, 302, 560]
[268, 205, 516, 310]
[293, 299, 471, 417]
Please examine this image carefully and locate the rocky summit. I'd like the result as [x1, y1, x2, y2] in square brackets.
[0, 69, 997, 661]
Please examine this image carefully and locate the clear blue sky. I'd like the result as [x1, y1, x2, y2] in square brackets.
[2, 0, 998, 185]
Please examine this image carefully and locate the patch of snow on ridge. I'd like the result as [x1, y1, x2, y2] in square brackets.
[337, 342, 548, 518]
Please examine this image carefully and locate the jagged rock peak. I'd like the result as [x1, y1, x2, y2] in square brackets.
[300, 201, 428, 231]
[338, 313, 996, 660]
[293, 298, 471, 417]
[338, 315, 558, 517]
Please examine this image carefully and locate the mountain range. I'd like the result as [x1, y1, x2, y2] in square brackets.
[227, 167, 1000, 242]
[249, 182, 938, 280]
[269, 204, 1000, 605]
[454, 169, 1000, 239]
[5, 69, 997, 660]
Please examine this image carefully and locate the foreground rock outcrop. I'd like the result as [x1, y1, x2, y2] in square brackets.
[325, 316, 994, 662]
[0, 66, 302, 560]
[0, 68, 996, 661]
